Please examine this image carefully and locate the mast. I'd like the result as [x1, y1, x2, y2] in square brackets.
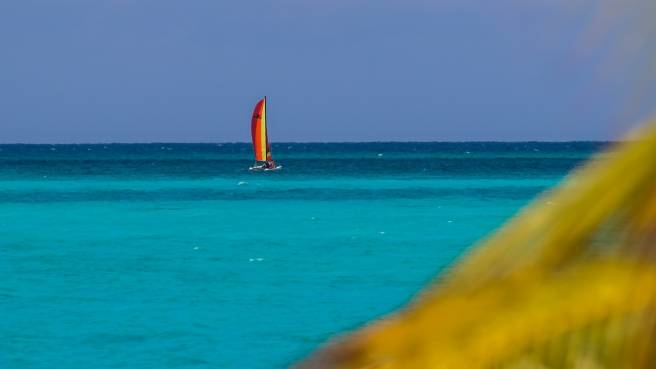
[265, 95, 269, 161]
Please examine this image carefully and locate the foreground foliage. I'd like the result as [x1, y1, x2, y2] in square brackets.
[294, 122, 656, 369]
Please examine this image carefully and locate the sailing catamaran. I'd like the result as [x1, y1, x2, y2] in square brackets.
[249, 96, 281, 171]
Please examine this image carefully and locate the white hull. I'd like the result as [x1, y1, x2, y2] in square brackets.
[249, 165, 282, 171]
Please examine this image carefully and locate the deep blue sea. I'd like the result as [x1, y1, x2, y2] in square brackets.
[1, 142, 606, 369]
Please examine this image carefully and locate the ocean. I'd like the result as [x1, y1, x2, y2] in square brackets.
[1, 142, 606, 369]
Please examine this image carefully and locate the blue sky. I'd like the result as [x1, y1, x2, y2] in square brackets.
[0, 0, 653, 143]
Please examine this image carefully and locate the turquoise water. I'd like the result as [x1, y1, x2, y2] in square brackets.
[1, 143, 605, 368]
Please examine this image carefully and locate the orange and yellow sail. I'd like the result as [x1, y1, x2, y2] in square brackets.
[251, 97, 269, 162]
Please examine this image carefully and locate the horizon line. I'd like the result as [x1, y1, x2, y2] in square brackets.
[0, 140, 615, 145]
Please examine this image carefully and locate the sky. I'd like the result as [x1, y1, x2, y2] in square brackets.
[1, 0, 655, 143]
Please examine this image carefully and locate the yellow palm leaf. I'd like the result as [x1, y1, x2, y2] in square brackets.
[293, 121, 656, 369]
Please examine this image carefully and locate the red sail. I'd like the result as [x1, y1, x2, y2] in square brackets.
[251, 98, 268, 161]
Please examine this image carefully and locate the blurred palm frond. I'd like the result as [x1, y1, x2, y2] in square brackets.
[293, 121, 656, 369]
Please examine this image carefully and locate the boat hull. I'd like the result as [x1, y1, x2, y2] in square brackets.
[249, 165, 282, 171]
